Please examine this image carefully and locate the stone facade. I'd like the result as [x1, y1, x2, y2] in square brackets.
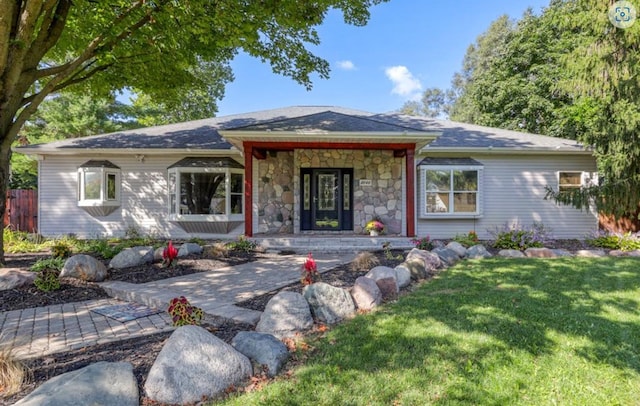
[256, 149, 404, 235]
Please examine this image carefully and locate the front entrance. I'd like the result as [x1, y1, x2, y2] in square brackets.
[301, 168, 353, 231]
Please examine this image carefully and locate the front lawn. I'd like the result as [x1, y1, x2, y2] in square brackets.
[222, 257, 640, 405]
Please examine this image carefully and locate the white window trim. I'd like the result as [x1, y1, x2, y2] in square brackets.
[167, 167, 244, 222]
[557, 171, 587, 193]
[77, 167, 121, 207]
[419, 165, 483, 219]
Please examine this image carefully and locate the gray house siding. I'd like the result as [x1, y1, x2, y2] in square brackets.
[416, 154, 598, 240]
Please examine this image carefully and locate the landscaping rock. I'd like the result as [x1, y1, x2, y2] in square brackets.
[303, 282, 356, 324]
[350, 276, 382, 310]
[60, 254, 108, 282]
[432, 247, 460, 266]
[575, 249, 606, 258]
[629, 250, 640, 257]
[394, 264, 412, 288]
[498, 249, 525, 258]
[466, 244, 492, 259]
[231, 331, 289, 377]
[0, 268, 36, 291]
[178, 242, 203, 257]
[365, 266, 399, 289]
[153, 247, 164, 261]
[551, 249, 573, 257]
[109, 246, 154, 269]
[365, 266, 400, 300]
[446, 241, 467, 258]
[256, 291, 314, 339]
[402, 258, 427, 280]
[524, 247, 557, 258]
[406, 248, 442, 273]
[145, 325, 251, 405]
[14, 361, 138, 406]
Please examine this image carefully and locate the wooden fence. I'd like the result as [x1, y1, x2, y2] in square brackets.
[4, 189, 37, 233]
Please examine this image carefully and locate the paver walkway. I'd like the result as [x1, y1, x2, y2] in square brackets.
[0, 252, 354, 360]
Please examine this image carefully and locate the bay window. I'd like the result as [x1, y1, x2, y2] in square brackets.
[77, 160, 121, 216]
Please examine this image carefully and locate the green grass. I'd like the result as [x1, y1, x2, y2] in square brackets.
[221, 258, 640, 405]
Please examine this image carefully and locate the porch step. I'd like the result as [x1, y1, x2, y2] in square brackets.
[253, 236, 416, 253]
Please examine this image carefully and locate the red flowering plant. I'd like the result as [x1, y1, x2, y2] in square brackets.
[162, 240, 179, 267]
[301, 253, 320, 286]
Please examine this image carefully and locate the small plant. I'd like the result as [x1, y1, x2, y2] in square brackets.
[188, 237, 205, 246]
[365, 219, 385, 234]
[490, 222, 552, 250]
[350, 251, 380, 272]
[301, 253, 320, 286]
[382, 242, 404, 260]
[167, 296, 204, 326]
[0, 344, 27, 398]
[412, 236, 434, 251]
[162, 240, 179, 267]
[204, 242, 229, 258]
[587, 231, 640, 251]
[30, 257, 65, 273]
[50, 241, 72, 259]
[452, 231, 479, 248]
[34, 269, 61, 292]
[226, 235, 256, 253]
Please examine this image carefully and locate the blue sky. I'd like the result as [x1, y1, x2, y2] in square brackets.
[216, 0, 551, 116]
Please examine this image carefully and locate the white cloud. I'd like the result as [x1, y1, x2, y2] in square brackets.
[336, 60, 356, 71]
[385, 65, 422, 98]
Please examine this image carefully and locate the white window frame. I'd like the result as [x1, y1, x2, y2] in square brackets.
[419, 165, 483, 218]
[167, 167, 244, 222]
[557, 171, 585, 193]
[77, 166, 121, 208]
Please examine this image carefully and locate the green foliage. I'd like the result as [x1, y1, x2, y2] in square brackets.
[30, 257, 65, 273]
[33, 269, 61, 292]
[587, 232, 640, 251]
[226, 236, 257, 253]
[50, 241, 72, 259]
[4, 229, 47, 253]
[452, 231, 480, 248]
[400, 87, 452, 118]
[73, 239, 121, 260]
[382, 242, 404, 260]
[490, 222, 551, 250]
[167, 296, 204, 327]
[411, 236, 434, 251]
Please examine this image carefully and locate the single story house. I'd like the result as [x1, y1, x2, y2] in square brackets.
[15, 106, 598, 240]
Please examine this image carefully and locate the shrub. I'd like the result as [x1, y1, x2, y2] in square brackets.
[412, 236, 434, 251]
[350, 251, 379, 272]
[226, 235, 256, 252]
[50, 241, 72, 259]
[452, 231, 479, 248]
[0, 345, 27, 398]
[167, 296, 204, 326]
[301, 253, 320, 286]
[587, 231, 640, 251]
[33, 269, 61, 292]
[30, 257, 65, 273]
[4, 228, 47, 253]
[490, 222, 552, 250]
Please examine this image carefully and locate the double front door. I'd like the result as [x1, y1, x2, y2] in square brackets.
[300, 168, 353, 231]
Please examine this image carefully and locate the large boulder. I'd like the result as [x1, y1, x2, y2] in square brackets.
[109, 246, 154, 269]
[466, 245, 492, 259]
[402, 258, 427, 280]
[0, 268, 36, 291]
[145, 325, 251, 405]
[14, 362, 138, 406]
[406, 248, 442, 273]
[178, 242, 203, 257]
[446, 241, 467, 258]
[524, 247, 557, 258]
[60, 254, 108, 282]
[432, 247, 460, 266]
[365, 266, 399, 301]
[231, 331, 289, 377]
[551, 249, 573, 257]
[575, 249, 606, 258]
[303, 282, 356, 325]
[256, 291, 314, 339]
[394, 264, 412, 288]
[350, 276, 382, 310]
[498, 249, 525, 258]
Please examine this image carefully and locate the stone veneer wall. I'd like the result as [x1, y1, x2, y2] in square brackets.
[295, 149, 404, 235]
[256, 151, 294, 234]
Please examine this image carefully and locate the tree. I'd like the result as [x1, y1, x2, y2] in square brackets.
[400, 87, 451, 118]
[0, 0, 386, 262]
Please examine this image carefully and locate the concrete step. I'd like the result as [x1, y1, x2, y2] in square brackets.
[254, 237, 415, 253]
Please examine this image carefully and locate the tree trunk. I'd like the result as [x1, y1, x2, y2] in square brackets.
[0, 144, 10, 265]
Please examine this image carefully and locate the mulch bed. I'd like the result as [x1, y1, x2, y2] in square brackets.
[1, 249, 405, 405]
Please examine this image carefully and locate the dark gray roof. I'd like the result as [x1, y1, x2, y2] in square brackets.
[167, 157, 243, 169]
[418, 158, 483, 166]
[78, 160, 120, 169]
[15, 105, 588, 154]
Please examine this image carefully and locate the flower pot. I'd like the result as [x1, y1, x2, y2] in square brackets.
[369, 230, 379, 236]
